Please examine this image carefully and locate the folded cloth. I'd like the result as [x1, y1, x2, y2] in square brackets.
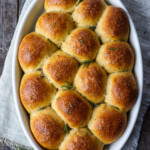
[0, 0, 150, 149]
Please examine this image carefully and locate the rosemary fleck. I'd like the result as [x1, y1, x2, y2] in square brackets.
[39, 69, 44, 78]
[64, 124, 69, 133]
[69, 102, 74, 108]
[99, 126, 104, 130]
[61, 85, 74, 90]
[37, 106, 48, 111]
[77, 0, 83, 4]
[88, 26, 96, 30]
[46, 14, 50, 18]
[108, 47, 119, 51]
[79, 39, 84, 44]
[81, 60, 93, 69]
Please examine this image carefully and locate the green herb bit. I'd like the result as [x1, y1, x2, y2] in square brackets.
[88, 26, 96, 30]
[46, 14, 50, 18]
[61, 85, 74, 90]
[108, 47, 119, 51]
[69, 102, 74, 108]
[90, 35, 93, 39]
[39, 69, 44, 78]
[37, 106, 48, 111]
[64, 124, 69, 133]
[99, 126, 104, 130]
[77, 0, 83, 4]
[81, 60, 93, 69]
[79, 39, 84, 44]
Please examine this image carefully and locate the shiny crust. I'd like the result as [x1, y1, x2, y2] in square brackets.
[72, 0, 107, 27]
[52, 90, 92, 128]
[96, 41, 134, 73]
[30, 107, 66, 149]
[74, 63, 107, 103]
[62, 28, 100, 63]
[105, 72, 138, 112]
[96, 6, 130, 43]
[60, 128, 104, 150]
[88, 104, 127, 144]
[18, 32, 57, 73]
[36, 12, 75, 46]
[20, 71, 56, 114]
[45, 0, 78, 12]
[43, 50, 78, 88]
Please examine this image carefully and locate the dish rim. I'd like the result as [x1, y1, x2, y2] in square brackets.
[12, 0, 143, 150]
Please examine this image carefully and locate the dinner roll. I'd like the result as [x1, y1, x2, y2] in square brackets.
[52, 90, 92, 128]
[96, 41, 134, 73]
[96, 6, 130, 43]
[43, 50, 78, 89]
[62, 28, 100, 63]
[30, 107, 66, 149]
[18, 32, 57, 73]
[60, 128, 104, 150]
[105, 72, 138, 112]
[88, 104, 127, 144]
[36, 12, 75, 46]
[45, 0, 78, 13]
[20, 71, 56, 114]
[72, 0, 107, 27]
[74, 62, 107, 103]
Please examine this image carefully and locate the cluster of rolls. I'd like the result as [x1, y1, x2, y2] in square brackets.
[18, 0, 138, 149]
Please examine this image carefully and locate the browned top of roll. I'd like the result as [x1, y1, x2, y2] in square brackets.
[111, 72, 138, 111]
[101, 6, 129, 38]
[30, 107, 66, 149]
[54, 90, 92, 128]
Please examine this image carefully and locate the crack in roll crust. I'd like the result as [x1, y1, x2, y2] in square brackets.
[72, 0, 107, 27]
[60, 128, 104, 150]
[74, 62, 107, 103]
[36, 12, 75, 46]
[105, 72, 138, 112]
[45, 0, 78, 12]
[88, 104, 127, 144]
[62, 28, 100, 63]
[18, 32, 57, 73]
[96, 41, 134, 73]
[43, 50, 79, 89]
[30, 107, 66, 149]
[52, 90, 92, 128]
[96, 6, 130, 43]
[20, 71, 56, 114]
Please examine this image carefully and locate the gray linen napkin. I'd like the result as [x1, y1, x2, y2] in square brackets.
[0, 0, 150, 149]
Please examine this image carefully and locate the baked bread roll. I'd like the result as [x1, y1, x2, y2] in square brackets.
[52, 90, 92, 128]
[96, 41, 134, 73]
[74, 62, 107, 103]
[43, 50, 78, 89]
[105, 72, 138, 112]
[45, 0, 78, 13]
[30, 107, 66, 149]
[20, 71, 56, 114]
[59, 128, 104, 150]
[62, 28, 100, 63]
[18, 32, 57, 73]
[96, 6, 129, 43]
[36, 12, 75, 46]
[88, 104, 127, 144]
[72, 0, 107, 27]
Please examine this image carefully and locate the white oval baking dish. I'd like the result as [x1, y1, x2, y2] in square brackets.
[12, 0, 143, 149]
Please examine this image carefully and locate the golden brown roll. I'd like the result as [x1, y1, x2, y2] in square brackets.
[96, 41, 134, 73]
[30, 107, 66, 149]
[88, 104, 127, 144]
[72, 0, 107, 27]
[45, 0, 78, 13]
[105, 72, 138, 112]
[20, 71, 56, 114]
[59, 128, 104, 150]
[43, 50, 78, 89]
[96, 6, 130, 43]
[36, 12, 75, 46]
[74, 62, 107, 103]
[62, 28, 100, 63]
[52, 90, 92, 128]
[18, 32, 57, 73]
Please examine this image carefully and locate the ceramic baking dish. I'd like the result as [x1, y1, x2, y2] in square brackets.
[12, 0, 143, 149]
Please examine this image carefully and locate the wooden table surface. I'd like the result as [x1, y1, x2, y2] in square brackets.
[0, 0, 149, 150]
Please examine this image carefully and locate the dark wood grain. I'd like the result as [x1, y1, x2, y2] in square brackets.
[0, 0, 149, 150]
